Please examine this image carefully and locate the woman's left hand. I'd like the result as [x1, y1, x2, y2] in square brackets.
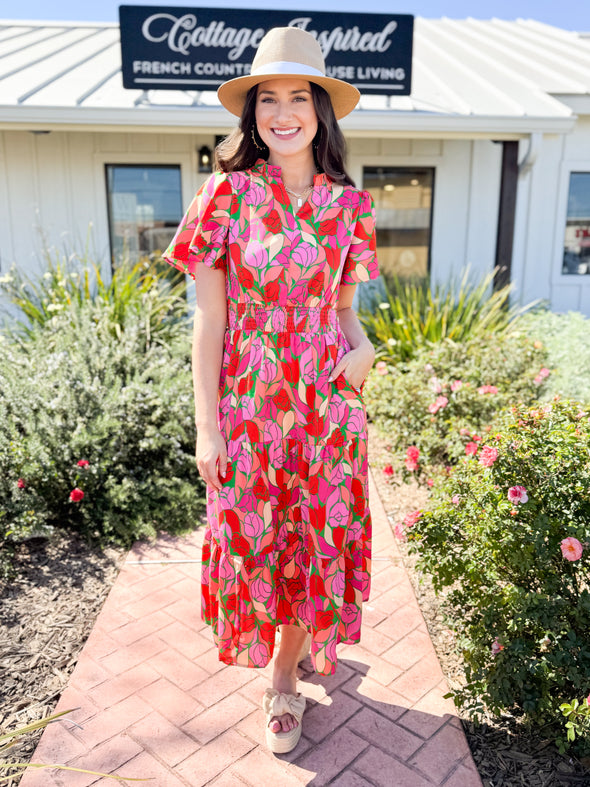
[328, 343, 375, 391]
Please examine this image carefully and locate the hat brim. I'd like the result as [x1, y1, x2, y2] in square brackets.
[217, 73, 360, 121]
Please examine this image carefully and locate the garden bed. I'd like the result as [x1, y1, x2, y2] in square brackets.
[368, 422, 590, 787]
[0, 532, 125, 785]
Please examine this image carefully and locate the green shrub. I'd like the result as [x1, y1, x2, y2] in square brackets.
[403, 399, 590, 750]
[0, 255, 204, 570]
[0, 303, 204, 552]
[520, 309, 590, 405]
[364, 332, 549, 475]
[359, 268, 529, 364]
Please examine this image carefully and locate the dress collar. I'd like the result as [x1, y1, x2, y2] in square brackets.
[253, 158, 330, 188]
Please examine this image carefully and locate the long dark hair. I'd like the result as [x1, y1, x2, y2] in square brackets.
[215, 82, 355, 187]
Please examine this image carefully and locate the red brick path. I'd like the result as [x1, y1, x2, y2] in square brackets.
[19, 469, 482, 786]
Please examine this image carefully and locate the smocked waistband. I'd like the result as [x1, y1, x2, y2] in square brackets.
[228, 304, 338, 333]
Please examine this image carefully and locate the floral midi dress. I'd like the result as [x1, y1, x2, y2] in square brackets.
[163, 159, 380, 675]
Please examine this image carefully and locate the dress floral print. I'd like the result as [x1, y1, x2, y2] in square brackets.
[163, 159, 380, 675]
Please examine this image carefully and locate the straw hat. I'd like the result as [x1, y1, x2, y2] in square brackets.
[217, 27, 360, 120]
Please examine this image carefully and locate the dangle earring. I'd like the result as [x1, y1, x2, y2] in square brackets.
[251, 125, 265, 151]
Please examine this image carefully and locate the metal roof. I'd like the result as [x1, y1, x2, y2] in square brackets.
[0, 16, 588, 136]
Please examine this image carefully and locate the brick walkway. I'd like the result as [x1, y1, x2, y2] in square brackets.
[19, 469, 482, 787]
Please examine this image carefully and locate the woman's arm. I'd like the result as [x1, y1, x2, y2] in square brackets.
[192, 264, 228, 490]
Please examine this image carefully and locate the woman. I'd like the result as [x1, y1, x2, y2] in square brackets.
[163, 26, 380, 754]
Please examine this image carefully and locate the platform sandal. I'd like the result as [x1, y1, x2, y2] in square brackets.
[263, 688, 306, 754]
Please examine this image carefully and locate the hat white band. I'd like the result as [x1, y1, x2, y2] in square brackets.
[251, 60, 326, 78]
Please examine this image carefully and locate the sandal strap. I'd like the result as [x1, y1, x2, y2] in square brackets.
[263, 689, 306, 723]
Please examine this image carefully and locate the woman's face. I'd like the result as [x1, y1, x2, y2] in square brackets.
[255, 78, 318, 163]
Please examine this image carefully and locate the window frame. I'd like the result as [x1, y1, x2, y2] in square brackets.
[362, 164, 436, 279]
[104, 162, 184, 271]
[553, 161, 590, 287]
[94, 151, 198, 286]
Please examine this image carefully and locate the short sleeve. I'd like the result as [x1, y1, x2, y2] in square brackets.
[341, 190, 380, 285]
[162, 172, 232, 279]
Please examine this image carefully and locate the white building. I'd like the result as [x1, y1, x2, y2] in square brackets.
[1, 15, 590, 312]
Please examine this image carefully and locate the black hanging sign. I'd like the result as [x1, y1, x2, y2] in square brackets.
[119, 6, 413, 95]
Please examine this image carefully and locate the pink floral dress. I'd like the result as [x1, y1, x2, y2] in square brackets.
[163, 159, 380, 675]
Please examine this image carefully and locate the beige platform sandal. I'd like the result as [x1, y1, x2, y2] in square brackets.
[263, 688, 306, 754]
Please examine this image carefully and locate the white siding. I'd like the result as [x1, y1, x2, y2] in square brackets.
[349, 136, 502, 292]
[0, 129, 210, 281]
[513, 118, 590, 314]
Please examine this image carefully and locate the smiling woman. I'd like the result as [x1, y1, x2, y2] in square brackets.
[162, 25, 380, 756]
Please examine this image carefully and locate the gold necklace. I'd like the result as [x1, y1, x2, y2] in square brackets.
[284, 183, 314, 208]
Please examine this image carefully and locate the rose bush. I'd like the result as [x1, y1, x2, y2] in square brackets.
[364, 333, 548, 476]
[403, 399, 590, 751]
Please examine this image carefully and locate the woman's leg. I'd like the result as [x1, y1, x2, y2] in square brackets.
[269, 624, 308, 733]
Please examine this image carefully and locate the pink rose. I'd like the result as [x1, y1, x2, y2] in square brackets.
[428, 396, 448, 414]
[507, 486, 528, 504]
[491, 637, 504, 656]
[77, 459, 90, 468]
[450, 380, 463, 392]
[406, 446, 420, 462]
[383, 464, 394, 477]
[459, 427, 471, 436]
[17, 478, 25, 489]
[560, 537, 583, 562]
[451, 494, 460, 506]
[69, 487, 84, 502]
[376, 361, 388, 375]
[403, 510, 422, 528]
[394, 522, 407, 541]
[479, 446, 499, 467]
[405, 459, 419, 472]
[427, 478, 434, 488]
[586, 694, 590, 707]
[478, 385, 499, 395]
[465, 442, 478, 456]
[538, 368, 550, 379]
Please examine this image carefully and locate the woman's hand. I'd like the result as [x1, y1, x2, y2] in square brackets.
[328, 343, 376, 391]
[196, 425, 228, 491]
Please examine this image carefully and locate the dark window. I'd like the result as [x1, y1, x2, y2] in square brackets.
[363, 166, 435, 281]
[105, 164, 183, 277]
[563, 172, 590, 275]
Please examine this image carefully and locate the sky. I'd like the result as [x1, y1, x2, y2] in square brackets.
[4, 0, 590, 33]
